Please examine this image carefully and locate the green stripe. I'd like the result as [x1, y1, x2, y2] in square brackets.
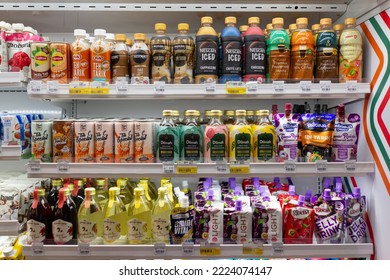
[368, 17, 390, 169]
[344, 177, 353, 194]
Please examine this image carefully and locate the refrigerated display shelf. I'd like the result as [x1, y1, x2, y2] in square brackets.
[0, 72, 24, 92]
[0, 146, 21, 161]
[0, 221, 19, 236]
[25, 161, 375, 178]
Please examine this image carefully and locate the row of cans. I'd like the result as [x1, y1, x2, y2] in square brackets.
[31, 119, 159, 163]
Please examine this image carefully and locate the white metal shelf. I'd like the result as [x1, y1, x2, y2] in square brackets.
[0, 221, 19, 236]
[22, 243, 373, 260]
[25, 161, 375, 178]
[0, 72, 24, 92]
[0, 146, 22, 161]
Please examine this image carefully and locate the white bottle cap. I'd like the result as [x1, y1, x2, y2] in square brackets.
[2, 247, 15, 257]
[23, 26, 37, 35]
[12, 23, 25, 31]
[4, 22, 12, 31]
[89, 37, 95, 43]
[212, 179, 219, 186]
[180, 196, 189, 208]
[74, 29, 87, 37]
[85, 33, 90, 40]
[106, 33, 115, 40]
[174, 186, 181, 195]
[182, 180, 189, 188]
[94, 29, 106, 36]
[0, 21, 8, 30]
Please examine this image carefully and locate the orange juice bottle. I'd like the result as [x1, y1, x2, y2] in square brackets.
[90, 29, 111, 83]
[71, 29, 90, 82]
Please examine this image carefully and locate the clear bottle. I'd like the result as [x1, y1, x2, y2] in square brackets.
[229, 110, 253, 162]
[117, 178, 133, 211]
[103, 187, 127, 244]
[71, 29, 90, 82]
[137, 181, 153, 209]
[223, 110, 236, 129]
[95, 178, 109, 212]
[66, 183, 84, 211]
[130, 33, 150, 84]
[105, 33, 115, 50]
[204, 110, 229, 163]
[90, 29, 111, 82]
[180, 110, 203, 163]
[252, 110, 276, 162]
[47, 179, 62, 208]
[173, 23, 195, 84]
[172, 110, 181, 125]
[203, 110, 212, 125]
[163, 182, 178, 206]
[150, 23, 172, 83]
[111, 33, 129, 83]
[139, 178, 158, 201]
[156, 110, 180, 163]
[152, 187, 174, 244]
[78, 187, 103, 244]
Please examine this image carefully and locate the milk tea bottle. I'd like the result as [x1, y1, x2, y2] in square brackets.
[173, 23, 195, 84]
[111, 34, 129, 83]
[71, 29, 90, 82]
[130, 33, 150, 84]
[150, 23, 171, 83]
[229, 110, 253, 162]
[195, 17, 219, 84]
[339, 18, 363, 82]
[204, 110, 229, 163]
[90, 29, 111, 83]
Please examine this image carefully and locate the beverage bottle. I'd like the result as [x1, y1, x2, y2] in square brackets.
[65, 183, 84, 211]
[220, 16, 243, 83]
[27, 188, 54, 244]
[103, 187, 127, 244]
[127, 187, 152, 244]
[271, 104, 278, 126]
[267, 17, 290, 81]
[169, 196, 194, 244]
[90, 29, 111, 83]
[130, 33, 150, 84]
[339, 18, 363, 82]
[71, 29, 90, 82]
[0, 21, 11, 72]
[95, 178, 109, 212]
[181, 180, 193, 205]
[156, 110, 180, 163]
[126, 38, 133, 51]
[203, 110, 212, 125]
[73, 179, 86, 199]
[224, 110, 236, 129]
[172, 110, 181, 125]
[47, 179, 63, 208]
[264, 23, 273, 41]
[312, 24, 321, 38]
[195, 16, 219, 84]
[117, 178, 133, 211]
[78, 187, 103, 244]
[139, 178, 158, 201]
[289, 23, 297, 39]
[173, 23, 195, 84]
[334, 24, 344, 43]
[105, 33, 115, 50]
[150, 23, 172, 83]
[243, 17, 266, 83]
[252, 110, 276, 162]
[137, 181, 153, 209]
[152, 187, 174, 244]
[111, 34, 129, 83]
[163, 182, 178, 206]
[52, 188, 78, 245]
[204, 110, 229, 163]
[290, 17, 315, 81]
[229, 110, 253, 162]
[315, 18, 338, 81]
[180, 110, 203, 163]
[246, 110, 256, 124]
[239, 25, 249, 38]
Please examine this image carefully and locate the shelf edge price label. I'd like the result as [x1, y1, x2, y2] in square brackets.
[204, 81, 216, 93]
[242, 243, 264, 256]
[29, 80, 42, 94]
[29, 160, 41, 172]
[78, 243, 90, 255]
[230, 161, 250, 174]
[176, 161, 198, 174]
[226, 81, 246, 94]
[115, 79, 129, 94]
[345, 160, 357, 172]
[273, 81, 285, 93]
[182, 243, 194, 256]
[154, 81, 166, 94]
[57, 161, 69, 173]
[69, 81, 91, 95]
[154, 243, 166, 256]
[200, 243, 221, 256]
[90, 81, 109, 94]
[32, 242, 44, 256]
[300, 81, 311, 92]
[346, 80, 358, 93]
[246, 82, 258, 93]
[284, 160, 296, 172]
[216, 161, 228, 173]
[320, 80, 331, 92]
[272, 242, 284, 254]
[316, 160, 328, 172]
[47, 81, 59, 94]
[162, 162, 175, 174]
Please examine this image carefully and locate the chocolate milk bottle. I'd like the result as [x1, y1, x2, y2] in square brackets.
[150, 23, 172, 83]
[130, 33, 150, 84]
[111, 34, 129, 83]
[172, 23, 194, 84]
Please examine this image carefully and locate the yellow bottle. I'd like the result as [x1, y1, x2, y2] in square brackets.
[117, 178, 133, 211]
[229, 110, 253, 162]
[164, 182, 178, 206]
[137, 182, 153, 209]
[95, 178, 108, 212]
[252, 110, 276, 162]
[152, 187, 174, 244]
[140, 178, 158, 201]
[127, 187, 152, 244]
[103, 187, 127, 244]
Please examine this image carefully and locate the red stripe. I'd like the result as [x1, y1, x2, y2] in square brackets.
[377, 87, 390, 147]
[380, 10, 390, 29]
[351, 177, 358, 188]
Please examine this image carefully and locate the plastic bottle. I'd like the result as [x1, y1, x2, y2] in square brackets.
[243, 17, 266, 83]
[264, 23, 273, 41]
[315, 18, 338, 81]
[267, 17, 290, 81]
[105, 33, 115, 50]
[0, 21, 11, 72]
[156, 110, 180, 163]
[137, 181, 153, 209]
[150, 23, 172, 83]
[195, 16, 219, 84]
[90, 29, 111, 82]
[125, 38, 133, 52]
[47, 179, 63, 208]
[111, 34, 129, 83]
[71, 29, 90, 82]
[173, 23, 195, 84]
[27, 188, 54, 244]
[152, 187, 174, 243]
[95, 178, 109, 212]
[65, 183, 84, 211]
[204, 110, 229, 163]
[334, 24, 344, 43]
[127, 187, 152, 244]
[339, 18, 363, 82]
[239, 25, 249, 38]
[290, 17, 314, 81]
[130, 33, 150, 84]
[117, 178, 133, 211]
[180, 110, 203, 163]
[181, 180, 193, 205]
[169, 196, 194, 244]
[103, 187, 127, 244]
[229, 110, 253, 162]
[252, 110, 276, 162]
[78, 187, 103, 244]
[289, 23, 297, 38]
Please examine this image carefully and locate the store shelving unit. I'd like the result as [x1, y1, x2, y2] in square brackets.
[0, 72, 24, 92]
[0, 146, 21, 161]
[0, 221, 19, 236]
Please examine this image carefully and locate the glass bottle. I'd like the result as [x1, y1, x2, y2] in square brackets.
[47, 179, 62, 208]
[137, 181, 153, 209]
[66, 183, 84, 211]
[223, 110, 235, 129]
[103, 187, 127, 244]
[156, 110, 180, 163]
[180, 110, 203, 163]
[152, 187, 174, 244]
[252, 110, 276, 162]
[95, 178, 109, 212]
[204, 110, 229, 163]
[229, 110, 253, 162]
[246, 110, 255, 124]
[117, 178, 133, 211]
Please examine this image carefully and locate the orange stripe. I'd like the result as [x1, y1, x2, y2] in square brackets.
[361, 23, 390, 195]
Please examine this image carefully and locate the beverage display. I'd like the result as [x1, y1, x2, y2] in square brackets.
[180, 110, 203, 163]
[114, 120, 134, 163]
[52, 120, 74, 163]
[50, 42, 70, 84]
[204, 110, 229, 163]
[111, 34, 129, 83]
[71, 29, 90, 82]
[30, 41, 50, 81]
[94, 120, 114, 163]
[74, 120, 95, 163]
[31, 120, 52, 162]
[90, 29, 111, 82]
[252, 110, 276, 162]
[103, 187, 127, 244]
[130, 33, 150, 84]
[150, 23, 171, 83]
[156, 110, 179, 163]
[229, 110, 253, 162]
[173, 23, 195, 84]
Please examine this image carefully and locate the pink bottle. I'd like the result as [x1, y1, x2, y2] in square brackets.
[204, 110, 229, 163]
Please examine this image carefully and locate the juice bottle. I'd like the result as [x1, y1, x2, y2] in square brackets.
[127, 187, 152, 244]
[137, 181, 153, 209]
[243, 17, 266, 83]
[130, 33, 150, 84]
[315, 18, 338, 81]
[111, 34, 129, 83]
[47, 179, 63, 208]
[334, 24, 344, 43]
[252, 110, 276, 162]
[180, 110, 203, 163]
[152, 187, 174, 244]
[290, 17, 315, 81]
[150, 23, 172, 83]
[90, 29, 111, 82]
[65, 183, 84, 211]
[267, 17, 290, 81]
[229, 110, 253, 162]
[339, 18, 363, 82]
[71, 29, 90, 82]
[52, 188, 78, 245]
[224, 110, 235, 129]
[117, 178, 133, 211]
[195, 16, 219, 84]
[78, 187, 103, 244]
[27, 188, 54, 244]
[173, 23, 195, 84]
[156, 110, 180, 163]
[105, 33, 115, 50]
[220, 16, 242, 83]
[169, 196, 194, 244]
[95, 178, 108, 212]
[204, 110, 229, 163]
[103, 187, 127, 244]
[0, 21, 11, 72]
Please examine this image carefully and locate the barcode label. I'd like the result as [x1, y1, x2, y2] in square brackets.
[284, 160, 296, 172]
[273, 81, 285, 92]
[300, 81, 311, 92]
[320, 80, 331, 92]
[154, 81, 166, 93]
[346, 80, 358, 92]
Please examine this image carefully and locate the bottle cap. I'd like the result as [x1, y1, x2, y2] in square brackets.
[235, 109, 247, 116]
[334, 24, 344, 31]
[288, 185, 296, 195]
[126, 38, 133, 46]
[109, 187, 120, 195]
[235, 200, 243, 211]
[66, 183, 74, 192]
[210, 110, 223, 117]
[85, 187, 96, 196]
[170, 110, 179, 117]
[184, 110, 200, 117]
[180, 196, 189, 207]
[285, 103, 293, 111]
[289, 23, 297, 31]
[155, 23, 167, 31]
[2, 247, 15, 257]
[323, 188, 332, 200]
[335, 182, 343, 193]
[36, 188, 45, 196]
[134, 187, 144, 196]
[305, 189, 312, 201]
[255, 110, 270, 116]
[12, 23, 25, 31]
[96, 179, 106, 186]
[224, 110, 235, 116]
[298, 195, 305, 206]
[0, 21, 10, 30]
[311, 24, 320, 31]
[106, 33, 115, 40]
[178, 23, 189, 31]
[320, 18, 332, 26]
[266, 23, 273, 30]
[115, 34, 126, 41]
[248, 17, 260, 25]
[344, 18, 356, 26]
[263, 196, 271, 202]
[234, 186, 242, 196]
[296, 17, 308, 26]
[94, 29, 106, 36]
[182, 180, 189, 188]
[225, 16, 236, 24]
[74, 29, 87, 37]
[239, 25, 249, 33]
[162, 110, 173, 116]
[201, 16, 213, 24]
[272, 17, 284, 26]
[204, 110, 212, 117]
[134, 33, 146, 41]
[23, 26, 36, 34]
[52, 179, 62, 187]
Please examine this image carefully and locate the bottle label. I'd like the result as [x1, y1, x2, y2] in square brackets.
[157, 127, 179, 162]
[151, 40, 171, 83]
[31, 43, 50, 80]
[152, 217, 169, 242]
[268, 50, 290, 80]
[183, 132, 201, 161]
[257, 132, 275, 161]
[173, 38, 194, 84]
[71, 48, 90, 81]
[195, 40, 218, 76]
[244, 41, 266, 75]
[204, 125, 229, 163]
[222, 41, 242, 75]
[127, 218, 147, 242]
[169, 208, 194, 244]
[52, 219, 73, 244]
[78, 218, 97, 243]
[27, 219, 46, 243]
[103, 218, 121, 242]
[235, 133, 251, 161]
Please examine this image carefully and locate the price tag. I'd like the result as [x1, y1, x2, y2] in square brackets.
[69, 81, 91, 95]
[78, 243, 90, 255]
[284, 160, 296, 172]
[47, 81, 59, 94]
[200, 243, 221, 256]
[230, 161, 250, 174]
[29, 81, 42, 94]
[57, 162, 69, 172]
[32, 242, 44, 256]
[216, 161, 228, 173]
[29, 160, 41, 172]
[154, 81, 166, 94]
[204, 81, 216, 93]
[272, 242, 284, 254]
[316, 160, 328, 172]
[182, 243, 194, 256]
[345, 160, 357, 172]
[346, 80, 358, 92]
[154, 243, 166, 256]
[300, 81, 311, 92]
[176, 162, 198, 174]
[226, 81, 246, 94]
[320, 80, 331, 92]
[115, 79, 129, 94]
[273, 81, 285, 92]
[90, 81, 109, 94]
[162, 162, 175, 174]
[242, 243, 264, 256]
[246, 82, 258, 93]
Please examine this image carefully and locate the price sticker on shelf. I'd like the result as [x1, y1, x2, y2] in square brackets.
[320, 80, 331, 92]
[272, 242, 284, 254]
[176, 161, 198, 174]
[154, 81, 166, 94]
[346, 80, 358, 92]
[316, 160, 328, 172]
[230, 161, 250, 174]
[242, 243, 264, 256]
[273, 81, 285, 92]
[345, 160, 357, 172]
[204, 81, 216, 93]
[115, 79, 129, 94]
[226, 81, 246, 94]
[57, 162, 69, 173]
[300, 81, 311, 92]
[216, 161, 229, 173]
[29, 81, 42, 94]
[69, 81, 91, 95]
[284, 160, 296, 172]
[182, 243, 194, 256]
[78, 243, 90, 255]
[154, 243, 166, 256]
[200, 243, 221, 256]
[47, 81, 59, 94]
[90, 81, 109, 94]
[246, 82, 258, 93]
[29, 160, 41, 172]
[32, 242, 44, 256]
[162, 162, 175, 174]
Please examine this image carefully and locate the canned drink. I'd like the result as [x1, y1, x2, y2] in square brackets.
[114, 120, 134, 163]
[52, 120, 74, 163]
[30, 42, 50, 81]
[50, 42, 70, 84]
[31, 120, 52, 162]
[134, 119, 157, 163]
[74, 120, 95, 163]
[95, 120, 114, 163]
